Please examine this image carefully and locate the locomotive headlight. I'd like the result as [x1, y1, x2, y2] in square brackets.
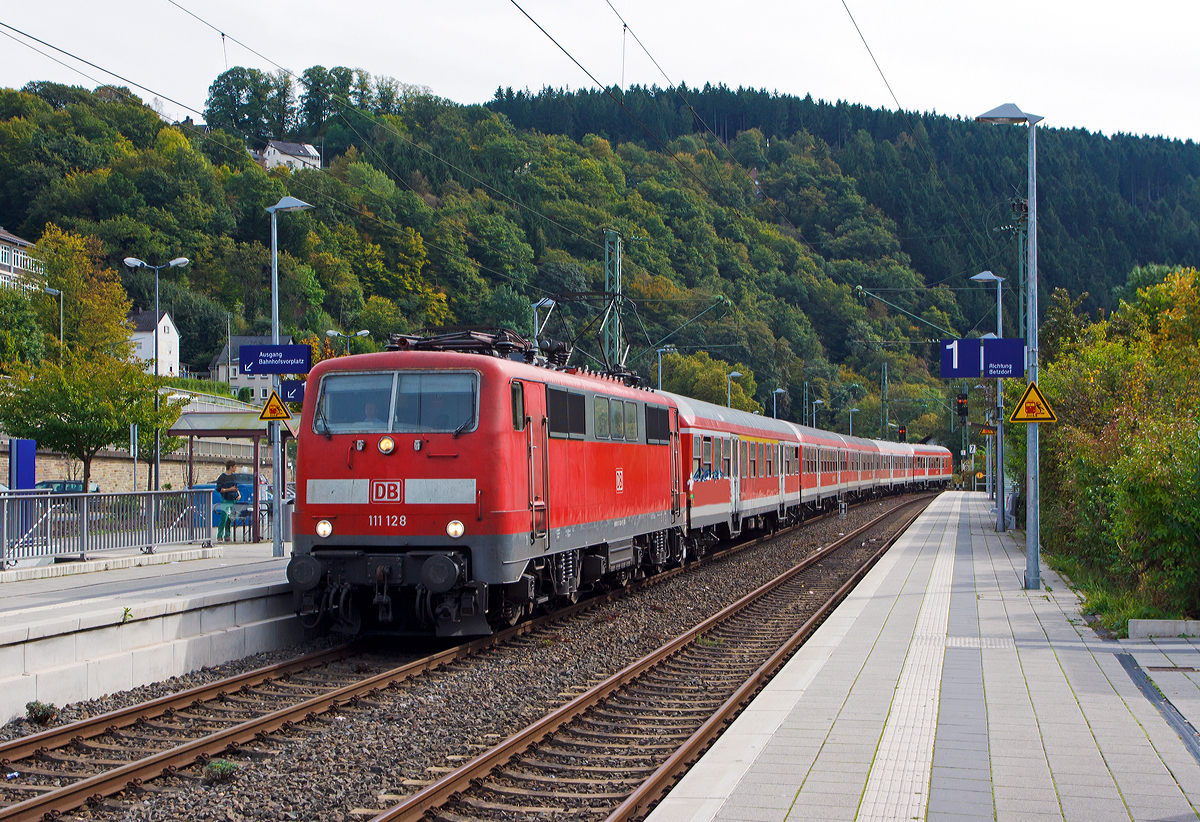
[316, 519, 333, 538]
[446, 520, 465, 539]
[378, 436, 396, 454]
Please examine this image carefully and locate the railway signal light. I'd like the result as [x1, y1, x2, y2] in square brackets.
[956, 394, 969, 417]
[898, 425, 907, 442]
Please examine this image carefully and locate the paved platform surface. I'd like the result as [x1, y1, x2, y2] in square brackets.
[0, 541, 289, 622]
[649, 491, 1200, 822]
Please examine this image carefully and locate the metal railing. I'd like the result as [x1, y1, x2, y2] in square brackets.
[0, 489, 213, 567]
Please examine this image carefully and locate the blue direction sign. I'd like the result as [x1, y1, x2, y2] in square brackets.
[940, 338, 980, 378]
[240, 345, 311, 375]
[983, 338, 1025, 378]
[280, 380, 306, 403]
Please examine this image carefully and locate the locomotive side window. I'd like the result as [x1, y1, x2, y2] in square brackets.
[611, 400, 624, 440]
[548, 388, 587, 438]
[511, 383, 525, 431]
[645, 405, 670, 444]
[625, 402, 638, 441]
[595, 397, 610, 439]
[313, 372, 396, 434]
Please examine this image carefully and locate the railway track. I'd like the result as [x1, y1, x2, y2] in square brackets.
[0, 493, 928, 822]
[364, 495, 933, 822]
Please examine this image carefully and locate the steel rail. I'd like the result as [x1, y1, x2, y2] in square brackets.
[0, 645, 354, 765]
[606, 500, 930, 821]
[368, 494, 934, 822]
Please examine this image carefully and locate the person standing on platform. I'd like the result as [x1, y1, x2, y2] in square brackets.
[215, 460, 240, 543]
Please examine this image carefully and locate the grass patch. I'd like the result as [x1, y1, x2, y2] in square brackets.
[24, 701, 57, 725]
[203, 759, 240, 783]
[1046, 553, 1179, 638]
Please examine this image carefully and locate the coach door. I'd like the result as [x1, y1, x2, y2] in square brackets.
[518, 380, 550, 549]
[730, 436, 741, 521]
[669, 409, 681, 521]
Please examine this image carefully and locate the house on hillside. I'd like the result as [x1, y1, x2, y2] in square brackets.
[128, 309, 180, 376]
[209, 335, 297, 401]
[252, 141, 320, 172]
[0, 227, 44, 293]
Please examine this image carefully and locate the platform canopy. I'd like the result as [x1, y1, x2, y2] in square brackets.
[167, 411, 296, 440]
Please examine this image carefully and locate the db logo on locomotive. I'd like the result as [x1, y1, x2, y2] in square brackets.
[371, 479, 403, 503]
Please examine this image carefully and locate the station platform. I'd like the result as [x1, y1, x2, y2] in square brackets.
[0, 540, 299, 725]
[649, 491, 1200, 822]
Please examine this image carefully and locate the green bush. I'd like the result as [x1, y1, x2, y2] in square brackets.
[25, 700, 56, 725]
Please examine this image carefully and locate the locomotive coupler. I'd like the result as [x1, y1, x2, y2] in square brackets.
[373, 565, 394, 624]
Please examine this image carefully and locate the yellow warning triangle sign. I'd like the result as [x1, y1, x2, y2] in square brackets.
[259, 390, 292, 421]
[1009, 381, 1056, 423]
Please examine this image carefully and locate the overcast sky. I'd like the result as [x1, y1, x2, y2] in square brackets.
[1, 0, 1197, 142]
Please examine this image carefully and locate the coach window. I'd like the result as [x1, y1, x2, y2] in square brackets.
[741, 441, 748, 478]
[766, 444, 774, 477]
[611, 400, 624, 440]
[625, 401, 638, 441]
[595, 397, 610, 439]
[692, 436, 702, 477]
[702, 437, 713, 475]
[722, 439, 732, 477]
[511, 383, 525, 431]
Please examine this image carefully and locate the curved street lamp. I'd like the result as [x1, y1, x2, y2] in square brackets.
[123, 256, 190, 491]
[656, 345, 677, 390]
[772, 387, 786, 419]
[812, 398, 824, 428]
[726, 371, 742, 408]
[977, 103, 1041, 587]
[848, 407, 858, 436]
[265, 196, 314, 558]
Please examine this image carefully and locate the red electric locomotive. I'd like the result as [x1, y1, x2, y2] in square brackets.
[286, 331, 951, 636]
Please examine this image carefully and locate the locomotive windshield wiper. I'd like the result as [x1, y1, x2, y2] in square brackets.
[453, 415, 472, 438]
[316, 402, 333, 440]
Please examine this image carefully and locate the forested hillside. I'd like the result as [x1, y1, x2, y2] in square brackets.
[1, 69, 1197, 445]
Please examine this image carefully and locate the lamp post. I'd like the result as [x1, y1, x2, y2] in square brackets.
[977, 103, 1041, 586]
[812, 398, 824, 428]
[972, 271, 1006, 533]
[726, 371, 742, 408]
[974, 383, 993, 497]
[123, 256, 190, 491]
[887, 421, 898, 440]
[43, 286, 62, 360]
[772, 387, 786, 419]
[656, 346, 676, 390]
[326, 329, 369, 356]
[266, 196, 313, 558]
[848, 407, 858, 437]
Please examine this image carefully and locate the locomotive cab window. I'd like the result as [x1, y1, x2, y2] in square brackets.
[393, 373, 478, 434]
[625, 402, 638, 441]
[314, 372, 396, 434]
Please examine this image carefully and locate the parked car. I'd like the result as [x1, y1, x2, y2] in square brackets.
[34, 480, 100, 493]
